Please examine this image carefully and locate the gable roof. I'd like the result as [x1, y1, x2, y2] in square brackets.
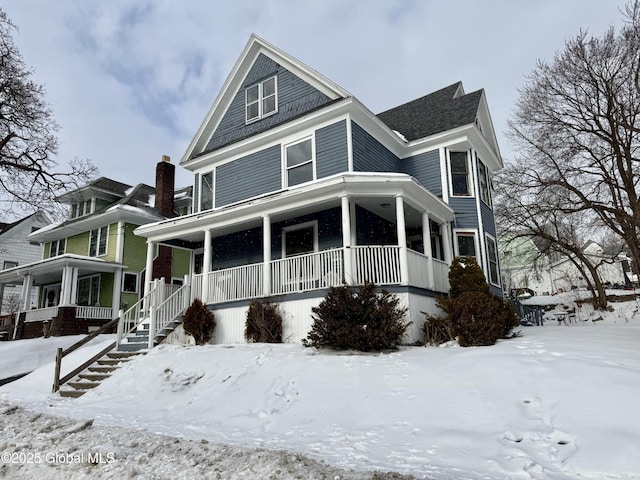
[0, 211, 50, 236]
[376, 82, 483, 141]
[181, 34, 352, 165]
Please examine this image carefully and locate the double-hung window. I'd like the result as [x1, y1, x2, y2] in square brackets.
[245, 76, 277, 123]
[50, 238, 66, 257]
[200, 171, 213, 211]
[285, 137, 314, 187]
[486, 235, 500, 286]
[478, 160, 491, 206]
[450, 151, 471, 196]
[89, 226, 108, 257]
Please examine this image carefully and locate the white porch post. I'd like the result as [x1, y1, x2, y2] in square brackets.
[341, 195, 353, 284]
[69, 267, 79, 305]
[202, 229, 212, 304]
[263, 215, 271, 296]
[112, 268, 123, 319]
[442, 222, 453, 264]
[60, 265, 75, 306]
[422, 212, 434, 289]
[144, 241, 155, 298]
[396, 195, 409, 284]
[20, 274, 33, 311]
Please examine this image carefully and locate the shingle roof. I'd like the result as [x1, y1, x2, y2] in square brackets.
[376, 82, 483, 141]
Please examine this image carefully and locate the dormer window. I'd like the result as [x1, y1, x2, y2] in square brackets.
[71, 199, 93, 218]
[245, 76, 277, 123]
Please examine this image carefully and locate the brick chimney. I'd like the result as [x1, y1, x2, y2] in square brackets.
[155, 155, 175, 217]
[153, 155, 174, 282]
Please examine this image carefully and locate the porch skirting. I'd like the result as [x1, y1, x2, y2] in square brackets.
[171, 287, 442, 346]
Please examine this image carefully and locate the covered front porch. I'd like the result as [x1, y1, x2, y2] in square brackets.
[138, 173, 455, 306]
[0, 255, 125, 339]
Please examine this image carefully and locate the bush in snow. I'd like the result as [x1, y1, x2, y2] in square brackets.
[245, 298, 283, 343]
[426, 257, 519, 347]
[303, 282, 409, 352]
[182, 298, 216, 345]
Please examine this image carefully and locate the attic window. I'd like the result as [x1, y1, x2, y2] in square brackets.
[71, 199, 93, 218]
[245, 76, 277, 123]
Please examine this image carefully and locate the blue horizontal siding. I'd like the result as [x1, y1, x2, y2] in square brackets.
[400, 149, 442, 196]
[449, 197, 479, 229]
[352, 121, 399, 172]
[204, 54, 333, 154]
[215, 145, 281, 207]
[316, 120, 348, 178]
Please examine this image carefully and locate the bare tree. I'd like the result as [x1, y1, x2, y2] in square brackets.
[503, 1, 640, 282]
[0, 9, 96, 218]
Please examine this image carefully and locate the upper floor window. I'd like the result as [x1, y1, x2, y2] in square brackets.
[200, 171, 213, 211]
[50, 238, 66, 257]
[245, 76, 277, 124]
[71, 199, 93, 219]
[478, 160, 491, 206]
[285, 137, 314, 187]
[89, 226, 108, 257]
[450, 151, 471, 196]
[3, 261, 17, 270]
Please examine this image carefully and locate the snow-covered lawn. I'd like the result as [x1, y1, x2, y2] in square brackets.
[1, 292, 639, 479]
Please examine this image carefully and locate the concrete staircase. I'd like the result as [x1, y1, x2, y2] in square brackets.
[116, 317, 183, 352]
[58, 351, 145, 398]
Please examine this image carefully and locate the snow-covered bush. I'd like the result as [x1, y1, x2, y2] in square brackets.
[245, 298, 283, 343]
[303, 282, 409, 352]
[426, 257, 519, 347]
[182, 299, 216, 345]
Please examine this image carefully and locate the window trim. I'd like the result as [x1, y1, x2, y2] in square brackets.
[199, 170, 214, 212]
[245, 75, 278, 124]
[283, 136, 316, 188]
[485, 234, 501, 287]
[3, 261, 18, 270]
[448, 150, 473, 197]
[89, 226, 109, 257]
[453, 230, 479, 259]
[50, 238, 66, 258]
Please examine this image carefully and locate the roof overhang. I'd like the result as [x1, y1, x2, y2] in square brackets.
[0, 254, 125, 286]
[134, 173, 454, 244]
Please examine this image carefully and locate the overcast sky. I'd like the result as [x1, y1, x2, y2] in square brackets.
[2, 1, 630, 195]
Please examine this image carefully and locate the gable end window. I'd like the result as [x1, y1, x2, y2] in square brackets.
[285, 137, 314, 187]
[89, 226, 108, 257]
[245, 76, 277, 123]
[450, 151, 471, 197]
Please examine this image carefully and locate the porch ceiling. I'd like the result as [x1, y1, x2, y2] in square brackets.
[138, 173, 454, 245]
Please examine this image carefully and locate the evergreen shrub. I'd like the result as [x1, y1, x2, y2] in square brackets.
[182, 298, 215, 345]
[303, 282, 410, 352]
[245, 298, 283, 343]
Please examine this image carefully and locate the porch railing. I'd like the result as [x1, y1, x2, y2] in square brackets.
[191, 273, 203, 301]
[117, 282, 161, 346]
[271, 249, 343, 295]
[148, 278, 191, 349]
[75, 306, 113, 320]
[407, 249, 430, 290]
[207, 263, 263, 303]
[23, 306, 59, 323]
[351, 246, 401, 285]
[432, 258, 450, 293]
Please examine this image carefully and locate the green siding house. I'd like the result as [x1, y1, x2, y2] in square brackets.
[0, 157, 192, 339]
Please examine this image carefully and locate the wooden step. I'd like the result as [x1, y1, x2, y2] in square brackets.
[87, 365, 117, 373]
[107, 351, 145, 360]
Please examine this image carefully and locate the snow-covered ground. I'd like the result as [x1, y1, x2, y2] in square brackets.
[1, 291, 639, 479]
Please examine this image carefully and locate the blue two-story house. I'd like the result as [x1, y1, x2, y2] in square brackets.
[134, 35, 503, 344]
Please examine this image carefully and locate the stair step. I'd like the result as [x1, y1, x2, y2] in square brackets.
[87, 365, 117, 373]
[68, 381, 100, 390]
[116, 342, 148, 352]
[78, 373, 111, 382]
[59, 390, 86, 398]
[107, 351, 145, 360]
[97, 358, 127, 366]
[126, 336, 149, 343]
